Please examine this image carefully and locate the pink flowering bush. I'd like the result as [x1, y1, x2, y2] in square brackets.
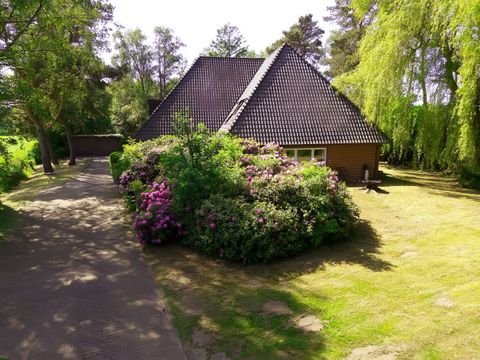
[133, 181, 181, 245]
[192, 195, 301, 263]
[113, 116, 358, 262]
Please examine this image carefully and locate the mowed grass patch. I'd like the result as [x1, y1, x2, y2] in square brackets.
[146, 165, 480, 359]
[0, 159, 90, 241]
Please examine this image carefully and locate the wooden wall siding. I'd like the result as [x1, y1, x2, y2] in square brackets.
[284, 144, 380, 180]
[325, 144, 379, 180]
[72, 136, 122, 156]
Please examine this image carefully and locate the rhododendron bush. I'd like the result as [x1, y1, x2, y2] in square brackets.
[113, 116, 358, 263]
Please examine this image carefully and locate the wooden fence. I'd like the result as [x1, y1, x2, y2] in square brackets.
[72, 135, 123, 156]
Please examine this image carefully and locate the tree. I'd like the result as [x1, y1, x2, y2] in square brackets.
[112, 28, 155, 97]
[266, 14, 325, 67]
[335, 0, 480, 170]
[0, 1, 46, 62]
[9, 0, 113, 172]
[153, 26, 186, 98]
[205, 23, 250, 57]
[108, 75, 155, 136]
[109, 28, 158, 135]
[323, 0, 374, 78]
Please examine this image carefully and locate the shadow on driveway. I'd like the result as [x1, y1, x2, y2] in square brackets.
[0, 158, 185, 360]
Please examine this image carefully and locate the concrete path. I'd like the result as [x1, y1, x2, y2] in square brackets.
[0, 158, 186, 360]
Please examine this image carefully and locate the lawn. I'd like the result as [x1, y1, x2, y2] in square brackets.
[145, 165, 480, 359]
[0, 159, 90, 240]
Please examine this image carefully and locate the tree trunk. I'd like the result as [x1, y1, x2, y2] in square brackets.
[46, 135, 59, 165]
[474, 89, 480, 168]
[26, 108, 54, 173]
[64, 122, 76, 166]
[442, 42, 459, 95]
[419, 46, 428, 106]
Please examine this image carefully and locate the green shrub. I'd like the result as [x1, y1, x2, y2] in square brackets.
[109, 151, 130, 183]
[0, 136, 37, 193]
[193, 195, 303, 263]
[116, 115, 359, 263]
[459, 167, 480, 190]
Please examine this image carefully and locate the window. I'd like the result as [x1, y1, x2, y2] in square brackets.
[285, 148, 327, 163]
[297, 149, 312, 162]
[286, 149, 295, 158]
[313, 149, 326, 162]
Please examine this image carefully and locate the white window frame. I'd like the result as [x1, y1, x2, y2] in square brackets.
[286, 148, 327, 162]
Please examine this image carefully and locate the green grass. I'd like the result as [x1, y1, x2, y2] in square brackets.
[0, 136, 37, 193]
[145, 165, 480, 359]
[0, 159, 90, 241]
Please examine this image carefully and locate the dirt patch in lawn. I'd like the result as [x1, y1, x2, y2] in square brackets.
[290, 314, 324, 332]
[347, 344, 406, 360]
[262, 300, 293, 315]
[434, 296, 455, 308]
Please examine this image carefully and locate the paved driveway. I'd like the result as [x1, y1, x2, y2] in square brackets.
[0, 158, 185, 359]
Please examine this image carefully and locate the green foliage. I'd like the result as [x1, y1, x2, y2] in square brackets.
[116, 115, 358, 263]
[323, 0, 373, 78]
[335, 0, 480, 171]
[4, 0, 114, 171]
[108, 76, 157, 136]
[459, 167, 480, 191]
[0, 136, 37, 193]
[112, 28, 156, 96]
[122, 136, 179, 164]
[109, 26, 186, 135]
[159, 116, 245, 211]
[266, 14, 325, 67]
[193, 195, 302, 263]
[205, 23, 251, 57]
[109, 151, 130, 183]
[153, 26, 186, 98]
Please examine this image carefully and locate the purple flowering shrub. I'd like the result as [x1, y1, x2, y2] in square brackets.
[193, 195, 301, 263]
[118, 149, 165, 210]
[115, 118, 358, 262]
[133, 181, 181, 245]
[183, 138, 358, 262]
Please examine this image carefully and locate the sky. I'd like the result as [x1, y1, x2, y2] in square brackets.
[106, 0, 337, 64]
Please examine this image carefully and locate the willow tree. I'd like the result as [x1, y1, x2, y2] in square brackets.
[335, 0, 480, 170]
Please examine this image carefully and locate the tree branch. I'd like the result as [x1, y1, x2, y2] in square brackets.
[2, 1, 45, 54]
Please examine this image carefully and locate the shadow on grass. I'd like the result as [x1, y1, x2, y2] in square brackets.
[243, 219, 393, 283]
[348, 167, 480, 202]
[1, 160, 90, 204]
[146, 243, 328, 359]
[0, 202, 18, 241]
[376, 166, 480, 200]
[144, 218, 390, 359]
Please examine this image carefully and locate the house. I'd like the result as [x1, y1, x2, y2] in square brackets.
[135, 44, 388, 180]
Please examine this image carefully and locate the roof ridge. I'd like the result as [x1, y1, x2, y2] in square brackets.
[196, 55, 266, 60]
[134, 56, 201, 139]
[219, 43, 287, 132]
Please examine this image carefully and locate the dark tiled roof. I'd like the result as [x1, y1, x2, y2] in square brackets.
[135, 57, 264, 140]
[135, 44, 388, 145]
[147, 99, 162, 115]
[220, 46, 283, 132]
[226, 44, 388, 145]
